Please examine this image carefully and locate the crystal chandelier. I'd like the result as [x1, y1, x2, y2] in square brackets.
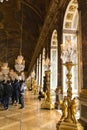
[61, 39, 77, 63]
[44, 55, 51, 70]
[1, 62, 9, 75]
[15, 55, 25, 73]
[15, 4, 25, 73]
[0, 0, 8, 3]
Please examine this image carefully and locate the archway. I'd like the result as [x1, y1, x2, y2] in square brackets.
[50, 30, 58, 91]
[63, 0, 78, 97]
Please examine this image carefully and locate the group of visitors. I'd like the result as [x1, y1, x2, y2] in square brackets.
[0, 79, 26, 110]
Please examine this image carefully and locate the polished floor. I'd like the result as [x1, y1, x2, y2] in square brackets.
[0, 91, 61, 130]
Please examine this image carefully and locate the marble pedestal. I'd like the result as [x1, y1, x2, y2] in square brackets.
[41, 101, 54, 109]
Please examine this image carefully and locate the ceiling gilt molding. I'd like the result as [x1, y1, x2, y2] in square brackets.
[64, 0, 78, 29]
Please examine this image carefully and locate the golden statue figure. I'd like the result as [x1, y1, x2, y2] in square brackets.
[42, 91, 47, 101]
[64, 96, 73, 123]
[60, 96, 67, 121]
[43, 89, 51, 102]
[71, 97, 77, 124]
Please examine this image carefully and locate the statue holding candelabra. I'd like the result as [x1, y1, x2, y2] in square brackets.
[56, 40, 84, 130]
[41, 70, 54, 109]
[41, 55, 54, 109]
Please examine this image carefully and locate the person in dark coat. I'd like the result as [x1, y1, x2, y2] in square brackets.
[12, 79, 20, 105]
[38, 90, 44, 101]
[11, 79, 15, 105]
[19, 80, 25, 109]
[0, 80, 4, 105]
[3, 80, 13, 110]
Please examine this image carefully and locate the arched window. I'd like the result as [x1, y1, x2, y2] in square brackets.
[63, 0, 78, 97]
[36, 58, 39, 84]
[50, 30, 58, 91]
[42, 48, 46, 88]
[38, 54, 41, 86]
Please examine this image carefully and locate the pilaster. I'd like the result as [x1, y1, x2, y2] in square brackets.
[78, 0, 87, 129]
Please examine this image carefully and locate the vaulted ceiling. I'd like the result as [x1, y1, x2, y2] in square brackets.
[0, 0, 51, 74]
[0, 0, 69, 76]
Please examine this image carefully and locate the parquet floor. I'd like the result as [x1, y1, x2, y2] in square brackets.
[0, 91, 61, 130]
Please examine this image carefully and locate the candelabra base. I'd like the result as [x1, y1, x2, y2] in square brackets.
[41, 101, 54, 110]
[56, 121, 84, 130]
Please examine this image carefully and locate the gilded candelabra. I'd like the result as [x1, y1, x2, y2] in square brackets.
[56, 40, 84, 130]
[41, 70, 54, 109]
[62, 61, 76, 123]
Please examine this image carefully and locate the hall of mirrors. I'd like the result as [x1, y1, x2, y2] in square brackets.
[26, 0, 83, 130]
[26, 0, 85, 129]
[0, 0, 87, 130]
[30, 0, 79, 97]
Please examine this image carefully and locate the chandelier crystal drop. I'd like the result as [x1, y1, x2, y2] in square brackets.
[60, 39, 77, 63]
[44, 55, 51, 70]
[1, 62, 9, 75]
[15, 55, 25, 73]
